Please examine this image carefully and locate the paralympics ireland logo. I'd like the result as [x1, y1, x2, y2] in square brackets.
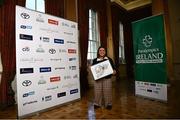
[142, 35, 152, 48]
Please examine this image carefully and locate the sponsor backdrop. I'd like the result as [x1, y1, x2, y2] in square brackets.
[132, 15, 167, 101]
[16, 6, 80, 117]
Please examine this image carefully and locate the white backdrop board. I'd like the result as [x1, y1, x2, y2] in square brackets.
[16, 6, 80, 117]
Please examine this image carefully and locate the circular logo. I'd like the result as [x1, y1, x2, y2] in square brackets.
[22, 80, 32, 87]
[49, 49, 56, 54]
[21, 13, 30, 19]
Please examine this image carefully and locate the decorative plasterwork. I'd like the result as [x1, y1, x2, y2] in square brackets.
[111, 0, 152, 11]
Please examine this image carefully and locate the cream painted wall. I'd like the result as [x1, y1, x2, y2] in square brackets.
[168, 0, 180, 80]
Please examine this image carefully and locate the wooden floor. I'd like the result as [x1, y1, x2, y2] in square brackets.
[0, 78, 180, 119]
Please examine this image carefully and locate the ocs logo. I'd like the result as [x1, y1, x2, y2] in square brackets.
[22, 47, 30, 52]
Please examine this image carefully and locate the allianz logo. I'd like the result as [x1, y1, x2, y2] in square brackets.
[20, 25, 32, 29]
[23, 91, 35, 97]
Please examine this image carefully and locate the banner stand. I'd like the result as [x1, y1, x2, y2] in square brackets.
[16, 6, 80, 117]
[132, 14, 167, 102]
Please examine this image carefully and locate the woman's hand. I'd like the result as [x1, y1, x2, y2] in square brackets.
[113, 70, 116, 75]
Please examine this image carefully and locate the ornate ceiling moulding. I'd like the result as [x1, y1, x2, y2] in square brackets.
[111, 0, 152, 11]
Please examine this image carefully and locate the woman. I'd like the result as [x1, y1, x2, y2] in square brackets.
[92, 46, 116, 110]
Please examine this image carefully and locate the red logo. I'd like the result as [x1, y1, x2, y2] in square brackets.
[68, 49, 76, 53]
[50, 76, 60, 82]
[48, 19, 58, 25]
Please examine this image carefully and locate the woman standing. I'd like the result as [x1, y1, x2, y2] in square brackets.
[92, 46, 116, 110]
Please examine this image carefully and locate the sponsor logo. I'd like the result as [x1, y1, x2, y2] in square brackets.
[38, 76, 46, 85]
[153, 91, 159, 94]
[156, 88, 161, 90]
[20, 68, 33, 74]
[69, 57, 76, 61]
[68, 49, 76, 53]
[62, 83, 78, 89]
[62, 22, 69, 27]
[67, 41, 76, 44]
[40, 67, 51, 73]
[157, 84, 163, 87]
[69, 66, 76, 70]
[70, 89, 78, 94]
[40, 28, 59, 33]
[22, 80, 32, 87]
[40, 37, 50, 42]
[144, 83, 149, 86]
[49, 49, 56, 54]
[36, 45, 45, 53]
[64, 32, 73, 36]
[42, 95, 52, 101]
[55, 67, 65, 70]
[22, 47, 30, 52]
[64, 75, 71, 80]
[47, 86, 58, 90]
[73, 74, 78, 79]
[48, 19, 58, 25]
[50, 58, 62, 62]
[140, 88, 146, 91]
[150, 83, 156, 86]
[71, 24, 76, 28]
[20, 58, 43, 63]
[59, 49, 67, 53]
[54, 39, 64, 44]
[50, 76, 60, 82]
[20, 25, 32, 29]
[20, 13, 30, 19]
[23, 100, 37, 106]
[57, 92, 66, 98]
[20, 34, 33, 41]
[147, 89, 152, 92]
[23, 91, 35, 97]
[36, 14, 44, 23]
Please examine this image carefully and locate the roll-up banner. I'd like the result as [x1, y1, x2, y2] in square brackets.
[16, 6, 80, 117]
[132, 14, 167, 101]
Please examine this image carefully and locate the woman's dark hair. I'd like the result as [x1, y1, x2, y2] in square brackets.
[97, 46, 107, 58]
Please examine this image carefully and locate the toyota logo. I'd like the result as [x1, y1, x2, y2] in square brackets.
[49, 49, 56, 54]
[22, 80, 32, 87]
[21, 13, 30, 19]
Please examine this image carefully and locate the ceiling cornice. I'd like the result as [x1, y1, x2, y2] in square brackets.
[111, 0, 152, 11]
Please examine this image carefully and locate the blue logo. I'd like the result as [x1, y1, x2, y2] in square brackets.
[54, 39, 64, 44]
[40, 67, 51, 72]
[70, 89, 78, 94]
[23, 91, 35, 97]
[20, 25, 32, 29]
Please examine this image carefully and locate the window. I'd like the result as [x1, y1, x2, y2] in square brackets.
[26, 0, 45, 13]
[87, 9, 100, 62]
[119, 22, 126, 64]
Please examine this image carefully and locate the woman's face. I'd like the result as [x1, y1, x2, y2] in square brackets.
[99, 48, 106, 57]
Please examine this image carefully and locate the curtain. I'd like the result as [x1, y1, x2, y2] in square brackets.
[45, 0, 64, 18]
[0, 0, 25, 109]
[78, 0, 89, 95]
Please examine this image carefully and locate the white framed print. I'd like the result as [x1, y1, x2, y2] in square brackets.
[90, 60, 113, 80]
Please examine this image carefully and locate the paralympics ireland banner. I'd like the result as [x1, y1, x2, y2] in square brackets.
[132, 15, 167, 101]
